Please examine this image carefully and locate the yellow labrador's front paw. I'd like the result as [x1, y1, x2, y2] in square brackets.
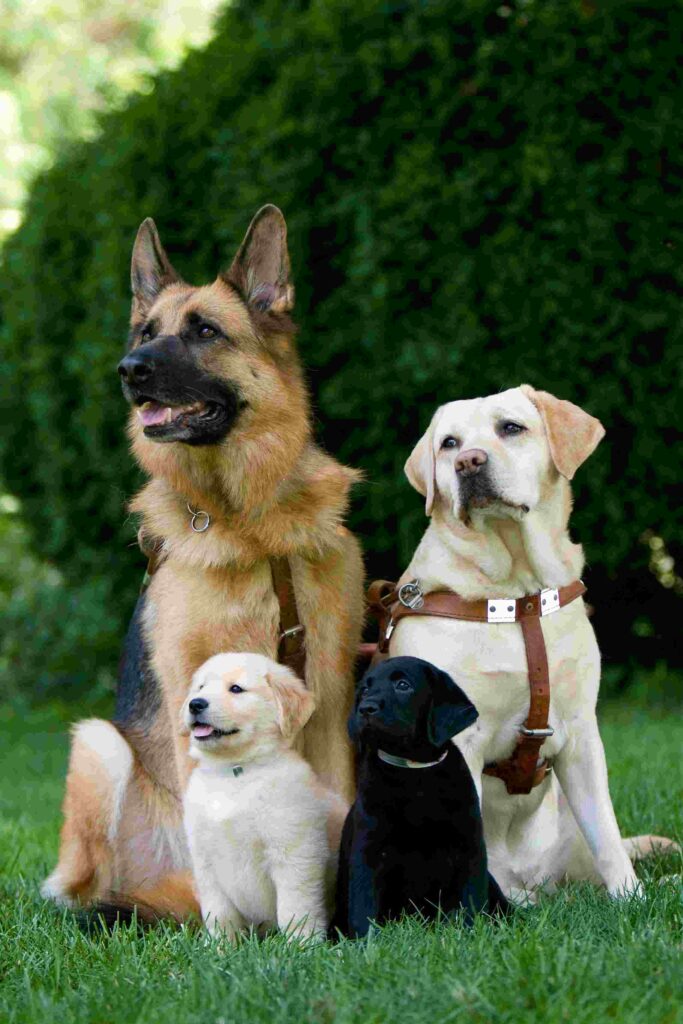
[608, 877, 645, 900]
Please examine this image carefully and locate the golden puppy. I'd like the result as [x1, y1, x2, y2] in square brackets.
[181, 653, 348, 940]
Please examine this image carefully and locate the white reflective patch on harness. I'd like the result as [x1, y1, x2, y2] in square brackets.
[540, 588, 560, 616]
[487, 598, 517, 623]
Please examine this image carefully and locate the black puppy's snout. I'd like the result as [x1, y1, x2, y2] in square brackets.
[359, 701, 381, 717]
[189, 697, 209, 715]
[118, 351, 155, 385]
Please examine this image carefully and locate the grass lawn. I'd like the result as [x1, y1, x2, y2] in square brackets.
[0, 698, 681, 1024]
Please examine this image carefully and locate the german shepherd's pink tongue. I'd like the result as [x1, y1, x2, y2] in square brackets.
[193, 724, 215, 738]
[138, 401, 171, 426]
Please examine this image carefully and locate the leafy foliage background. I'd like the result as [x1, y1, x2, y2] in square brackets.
[1, 0, 681, 698]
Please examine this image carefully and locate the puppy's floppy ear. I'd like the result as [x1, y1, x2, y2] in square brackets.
[266, 664, 315, 740]
[427, 666, 478, 747]
[225, 204, 294, 313]
[520, 384, 605, 481]
[404, 411, 439, 516]
[131, 218, 181, 313]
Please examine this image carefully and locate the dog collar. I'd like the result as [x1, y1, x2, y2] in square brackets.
[377, 748, 449, 770]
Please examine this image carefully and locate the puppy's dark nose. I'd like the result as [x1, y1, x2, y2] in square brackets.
[455, 448, 488, 477]
[189, 697, 209, 715]
[359, 702, 380, 717]
[118, 351, 154, 385]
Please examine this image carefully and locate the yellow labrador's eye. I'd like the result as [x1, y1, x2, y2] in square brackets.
[229, 684, 244, 694]
[198, 324, 217, 339]
[441, 436, 459, 449]
[500, 421, 527, 436]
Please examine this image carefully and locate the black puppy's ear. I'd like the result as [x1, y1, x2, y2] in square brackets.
[427, 667, 478, 747]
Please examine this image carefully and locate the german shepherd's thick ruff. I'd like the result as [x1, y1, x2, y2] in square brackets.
[42, 206, 364, 917]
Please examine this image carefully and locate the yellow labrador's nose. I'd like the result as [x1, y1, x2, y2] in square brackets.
[455, 448, 488, 477]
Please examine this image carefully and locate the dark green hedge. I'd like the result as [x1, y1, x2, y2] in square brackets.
[1, 0, 682, 696]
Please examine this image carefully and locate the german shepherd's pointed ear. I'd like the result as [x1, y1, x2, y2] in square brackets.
[131, 218, 181, 313]
[520, 384, 605, 480]
[226, 205, 294, 314]
[404, 410, 440, 516]
[427, 665, 478, 747]
[266, 663, 315, 741]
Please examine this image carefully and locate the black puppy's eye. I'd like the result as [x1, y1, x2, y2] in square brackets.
[441, 436, 459, 449]
[198, 324, 217, 339]
[500, 421, 526, 436]
[394, 679, 412, 692]
[229, 684, 244, 694]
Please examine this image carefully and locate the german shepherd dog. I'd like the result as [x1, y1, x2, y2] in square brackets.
[42, 206, 364, 918]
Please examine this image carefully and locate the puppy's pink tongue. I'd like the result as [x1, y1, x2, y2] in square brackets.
[193, 724, 214, 738]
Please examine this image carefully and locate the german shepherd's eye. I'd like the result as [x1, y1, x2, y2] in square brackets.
[441, 436, 459, 449]
[140, 324, 155, 342]
[500, 421, 527, 437]
[229, 684, 244, 694]
[198, 324, 217, 339]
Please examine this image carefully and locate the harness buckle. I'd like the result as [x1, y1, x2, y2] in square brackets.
[487, 598, 517, 623]
[519, 726, 555, 738]
[540, 588, 560, 616]
[398, 579, 424, 610]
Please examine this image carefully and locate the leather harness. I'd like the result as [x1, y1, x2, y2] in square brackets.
[366, 577, 587, 795]
[138, 528, 307, 681]
[137, 525, 585, 796]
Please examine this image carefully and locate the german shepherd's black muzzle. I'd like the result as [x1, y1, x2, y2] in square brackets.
[118, 334, 244, 445]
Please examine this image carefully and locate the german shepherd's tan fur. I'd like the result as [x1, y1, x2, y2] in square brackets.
[42, 207, 364, 917]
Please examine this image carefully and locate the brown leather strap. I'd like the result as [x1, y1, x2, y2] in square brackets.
[138, 529, 166, 591]
[137, 531, 306, 683]
[368, 577, 587, 795]
[377, 580, 586, 649]
[270, 556, 307, 682]
[482, 615, 552, 794]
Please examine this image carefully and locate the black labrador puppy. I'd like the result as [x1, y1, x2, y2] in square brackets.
[333, 656, 509, 938]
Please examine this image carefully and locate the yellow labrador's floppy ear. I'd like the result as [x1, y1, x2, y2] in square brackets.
[225, 205, 294, 314]
[404, 412, 438, 516]
[131, 218, 181, 313]
[266, 664, 315, 740]
[520, 384, 605, 480]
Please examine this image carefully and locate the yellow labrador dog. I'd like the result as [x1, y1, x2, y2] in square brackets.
[389, 384, 672, 900]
